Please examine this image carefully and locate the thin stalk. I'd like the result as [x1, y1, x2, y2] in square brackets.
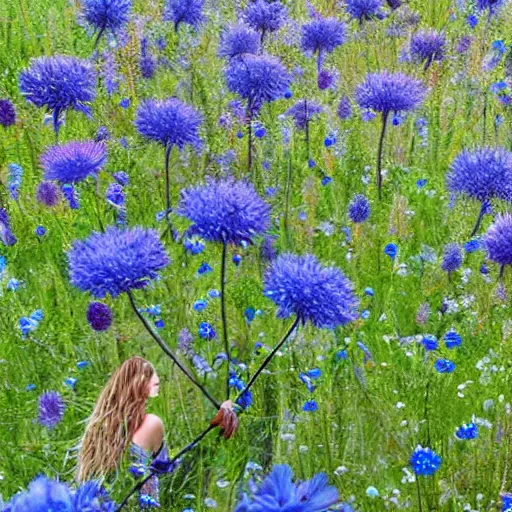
[220, 240, 230, 399]
[53, 108, 61, 143]
[376, 111, 389, 200]
[93, 27, 105, 53]
[304, 100, 310, 163]
[500, 265, 506, 282]
[247, 110, 253, 175]
[470, 202, 487, 238]
[164, 143, 172, 214]
[416, 477, 424, 512]
[236, 316, 300, 400]
[283, 147, 292, 246]
[127, 290, 221, 409]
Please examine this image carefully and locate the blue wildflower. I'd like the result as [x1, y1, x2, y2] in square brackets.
[113, 171, 129, 186]
[441, 243, 463, 274]
[410, 30, 446, 70]
[219, 24, 260, 59]
[178, 177, 270, 246]
[337, 96, 352, 120]
[198, 322, 216, 339]
[64, 377, 78, 389]
[68, 226, 170, 299]
[285, 100, 323, 130]
[193, 299, 208, 312]
[163, 0, 204, 30]
[384, 243, 397, 260]
[82, 0, 131, 36]
[444, 329, 462, 349]
[243, 0, 287, 40]
[184, 236, 205, 255]
[455, 422, 478, 440]
[86, 301, 113, 331]
[36, 181, 61, 207]
[35, 225, 46, 237]
[476, 0, 506, 15]
[301, 17, 346, 56]
[501, 492, 512, 511]
[197, 262, 213, 274]
[348, 194, 371, 223]
[4, 476, 72, 511]
[484, 213, 512, 267]
[0, 208, 17, 246]
[422, 335, 438, 351]
[0, 98, 16, 127]
[410, 445, 442, 476]
[264, 253, 359, 328]
[435, 359, 456, 373]
[303, 400, 318, 412]
[345, 0, 385, 23]
[8, 163, 23, 200]
[38, 391, 65, 429]
[464, 239, 481, 253]
[61, 184, 80, 209]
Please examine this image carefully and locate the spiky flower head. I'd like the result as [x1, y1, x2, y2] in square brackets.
[163, 0, 205, 30]
[441, 243, 463, 273]
[264, 253, 359, 328]
[410, 445, 442, 476]
[36, 181, 61, 207]
[234, 464, 339, 512]
[225, 54, 291, 113]
[285, 100, 323, 130]
[219, 24, 261, 59]
[178, 177, 271, 246]
[86, 302, 113, 331]
[345, 0, 385, 22]
[476, 0, 506, 14]
[484, 213, 512, 266]
[0, 208, 17, 246]
[410, 29, 446, 68]
[0, 99, 16, 127]
[41, 141, 107, 183]
[68, 226, 170, 299]
[38, 391, 65, 429]
[447, 147, 512, 203]
[301, 17, 346, 55]
[348, 194, 371, 223]
[355, 71, 427, 114]
[4, 476, 72, 511]
[242, 0, 288, 35]
[337, 96, 352, 120]
[19, 56, 96, 117]
[82, 0, 132, 34]
[135, 98, 202, 149]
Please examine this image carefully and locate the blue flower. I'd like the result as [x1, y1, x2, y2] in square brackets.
[36, 181, 61, 207]
[476, 0, 506, 15]
[193, 299, 208, 312]
[135, 97, 202, 150]
[384, 243, 397, 260]
[19, 56, 96, 131]
[38, 391, 65, 429]
[225, 54, 291, 113]
[356, 71, 427, 114]
[484, 213, 512, 266]
[348, 194, 370, 223]
[264, 253, 359, 329]
[501, 492, 512, 511]
[303, 400, 318, 412]
[243, 0, 287, 36]
[444, 329, 462, 349]
[163, 0, 204, 30]
[422, 335, 438, 351]
[435, 358, 456, 373]
[77, 361, 90, 369]
[68, 226, 170, 299]
[41, 141, 107, 184]
[178, 177, 270, 246]
[285, 100, 323, 130]
[219, 24, 260, 59]
[35, 225, 46, 237]
[4, 476, 73, 511]
[0, 208, 16, 247]
[441, 243, 463, 273]
[234, 464, 338, 512]
[106, 182, 125, 208]
[113, 171, 129, 186]
[86, 302, 113, 331]
[82, 0, 131, 34]
[64, 377, 78, 389]
[447, 147, 512, 203]
[301, 17, 346, 55]
[0, 98, 16, 127]
[410, 445, 441, 476]
[321, 176, 332, 186]
[337, 96, 352, 120]
[184, 236, 205, 255]
[199, 321, 216, 339]
[345, 0, 384, 22]
[410, 30, 446, 69]
[307, 368, 322, 379]
[464, 239, 481, 253]
[455, 422, 478, 440]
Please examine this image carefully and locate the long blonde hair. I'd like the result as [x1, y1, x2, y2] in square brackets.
[75, 356, 155, 482]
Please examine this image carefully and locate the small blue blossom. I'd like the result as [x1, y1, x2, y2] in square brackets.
[35, 225, 47, 237]
[384, 243, 397, 260]
[422, 335, 438, 351]
[455, 422, 478, 440]
[410, 445, 441, 476]
[198, 262, 213, 275]
[444, 329, 462, 349]
[198, 321, 216, 339]
[302, 400, 318, 412]
[193, 299, 208, 312]
[435, 359, 456, 373]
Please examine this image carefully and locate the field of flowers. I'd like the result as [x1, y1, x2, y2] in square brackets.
[1, 0, 512, 510]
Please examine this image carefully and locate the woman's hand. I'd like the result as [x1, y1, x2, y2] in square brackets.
[210, 400, 239, 439]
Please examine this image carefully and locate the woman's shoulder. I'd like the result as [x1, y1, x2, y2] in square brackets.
[132, 414, 164, 454]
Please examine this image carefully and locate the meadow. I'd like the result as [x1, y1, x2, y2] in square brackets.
[1, 0, 512, 510]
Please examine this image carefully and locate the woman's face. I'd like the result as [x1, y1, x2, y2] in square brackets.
[147, 371, 160, 398]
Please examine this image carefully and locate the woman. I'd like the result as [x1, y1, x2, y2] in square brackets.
[75, 356, 237, 505]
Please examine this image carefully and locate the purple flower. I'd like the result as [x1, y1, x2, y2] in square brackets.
[219, 24, 260, 59]
[0, 208, 17, 246]
[260, 234, 277, 262]
[264, 253, 359, 328]
[0, 98, 16, 127]
[484, 213, 512, 267]
[62, 184, 80, 209]
[337, 96, 352, 120]
[140, 37, 157, 79]
[82, 0, 132, 34]
[4, 476, 72, 511]
[135, 97, 202, 150]
[410, 30, 446, 69]
[101, 51, 120, 96]
[225, 54, 291, 113]
[301, 17, 346, 55]
[36, 181, 61, 207]
[113, 171, 129, 186]
[386, 0, 402, 9]
[68, 226, 170, 298]
[441, 243, 463, 273]
[348, 194, 371, 223]
[317, 69, 334, 90]
[242, 0, 288, 37]
[41, 141, 107, 183]
[456, 35, 472, 54]
[285, 100, 322, 130]
[345, 0, 385, 22]
[86, 301, 113, 331]
[476, 0, 506, 15]
[355, 71, 427, 114]
[447, 147, 512, 203]
[105, 182, 125, 207]
[234, 464, 338, 512]
[178, 177, 271, 246]
[19, 56, 96, 133]
[38, 391, 65, 429]
[95, 125, 110, 142]
[163, 0, 204, 30]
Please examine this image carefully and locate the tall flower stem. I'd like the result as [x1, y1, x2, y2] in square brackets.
[164, 143, 172, 214]
[93, 27, 105, 53]
[220, 240, 230, 399]
[127, 290, 221, 409]
[470, 202, 487, 238]
[247, 109, 253, 175]
[376, 111, 389, 200]
[236, 316, 300, 400]
[283, 146, 292, 247]
[416, 477, 424, 512]
[53, 108, 61, 143]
